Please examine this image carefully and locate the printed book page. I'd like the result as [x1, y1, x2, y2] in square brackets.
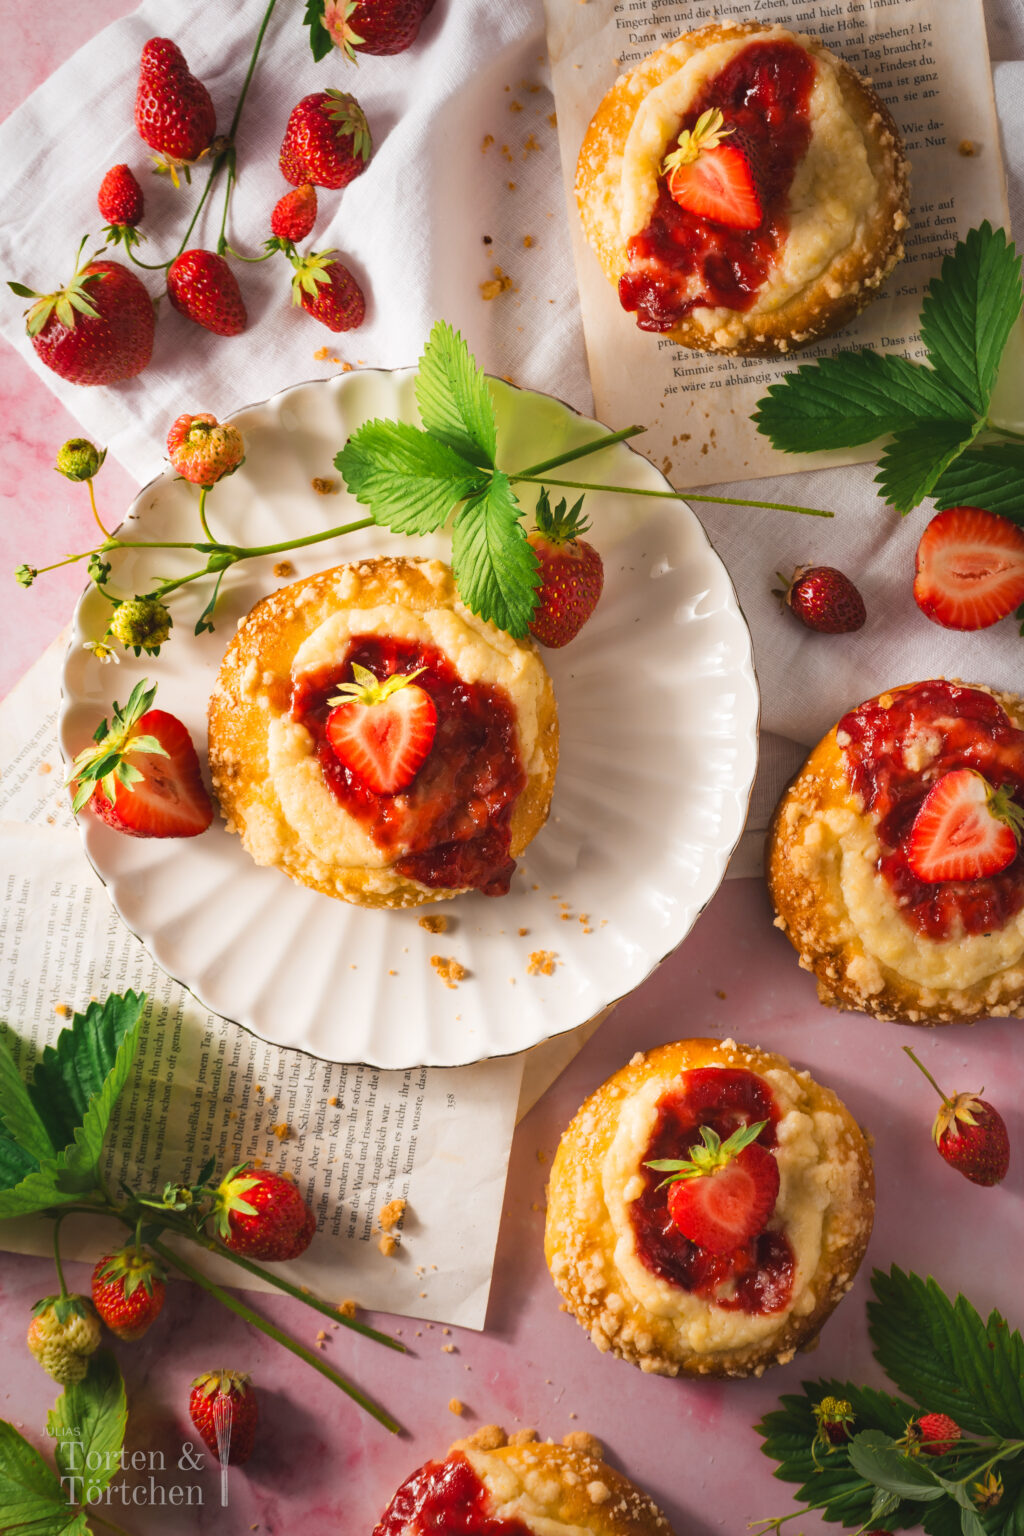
[543, 0, 1010, 487]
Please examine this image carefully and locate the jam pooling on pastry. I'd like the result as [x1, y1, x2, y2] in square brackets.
[374, 1453, 533, 1535]
[839, 681, 1024, 942]
[630, 1067, 794, 1313]
[291, 636, 527, 897]
[618, 40, 817, 331]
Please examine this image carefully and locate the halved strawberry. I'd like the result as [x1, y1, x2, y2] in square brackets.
[648, 1119, 779, 1256]
[326, 663, 436, 794]
[906, 769, 1024, 882]
[69, 680, 213, 838]
[662, 107, 762, 230]
[914, 506, 1024, 631]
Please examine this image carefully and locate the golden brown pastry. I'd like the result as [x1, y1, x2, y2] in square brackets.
[545, 1038, 873, 1379]
[768, 679, 1024, 1024]
[577, 21, 909, 354]
[372, 1425, 675, 1536]
[208, 556, 558, 909]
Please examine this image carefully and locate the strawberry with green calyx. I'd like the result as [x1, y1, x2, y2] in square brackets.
[774, 565, 866, 634]
[662, 107, 763, 231]
[812, 1395, 855, 1452]
[108, 596, 173, 656]
[214, 1165, 317, 1261]
[321, 0, 434, 59]
[91, 1245, 167, 1340]
[189, 1370, 257, 1464]
[26, 1294, 101, 1384]
[135, 38, 216, 185]
[167, 413, 245, 488]
[98, 165, 145, 252]
[527, 488, 604, 648]
[903, 1047, 1010, 1186]
[279, 90, 372, 188]
[647, 1118, 779, 1255]
[68, 678, 214, 837]
[288, 249, 365, 331]
[326, 664, 437, 793]
[8, 239, 155, 387]
[55, 438, 106, 482]
[906, 769, 1024, 883]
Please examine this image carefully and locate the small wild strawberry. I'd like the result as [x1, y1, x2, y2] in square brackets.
[271, 184, 318, 245]
[214, 1166, 316, 1260]
[812, 1395, 855, 1451]
[189, 1370, 257, 1464]
[775, 565, 866, 634]
[527, 488, 604, 648]
[98, 165, 145, 250]
[91, 1246, 166, 1341]
[908, 1412, 962, 1456]
[904, 1048, 1010, 1187]
[166, 413, 245, 486]
[26, 1295, 101, 1384]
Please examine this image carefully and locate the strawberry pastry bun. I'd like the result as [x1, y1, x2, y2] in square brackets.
[544, 1038, 873, 1379]
[576, 21, 909, 354]
[769, 680, 1024, 1024]
[373, 1424, 675, 1536]
[208, 557, 558, 909]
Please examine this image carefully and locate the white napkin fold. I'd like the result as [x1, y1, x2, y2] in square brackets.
[0, 0, 1022, 757]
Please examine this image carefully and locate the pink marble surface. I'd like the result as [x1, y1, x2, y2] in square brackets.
[1, 8, 1023, 1536]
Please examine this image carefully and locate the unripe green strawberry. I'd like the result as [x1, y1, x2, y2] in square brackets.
[91, 1246, 166, 1341]
[109, 596, 173, 655]
[26, 1295, 101, 1384]
[55, 438, 106, 482]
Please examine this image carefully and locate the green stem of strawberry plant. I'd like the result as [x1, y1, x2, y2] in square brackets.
[902, 1046, 945, 1101]
[510, 474, 834, 517]
[87, 480, 110, 539]
[52, 1212, 69, 1299]
[511, 425, 647, 478]
[197, 487, 216, 544]
[149, 1238, 402, 1433]
[216, 0, 279, 255]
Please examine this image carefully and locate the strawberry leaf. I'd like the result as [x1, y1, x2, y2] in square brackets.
[932, 442, 1024, 521]
[847, 1432, 945, 1501]
[26, 991, 147, 1181]
[868, 1266, 1024, 1439]
[920, 222, 1023, 415]
[753, 351, 973, 453]
[451, 471, 539, 637]
[0, 1419, 74, 1533]
[414, 320, 497, 470]
[336, 420, 484, 535]
[0, 1033, 57, 1164]
[874, 419, 982, 515]
[49, 1352, 127, 1505]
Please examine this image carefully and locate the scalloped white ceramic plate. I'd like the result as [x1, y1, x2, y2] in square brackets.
[59, 371, 758, 1068]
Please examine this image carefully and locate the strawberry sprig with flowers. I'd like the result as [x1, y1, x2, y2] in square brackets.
[15, 323, 832, 659]
[754, 1267, 1024, 1536]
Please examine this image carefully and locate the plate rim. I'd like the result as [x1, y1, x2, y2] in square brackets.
[57, 367, 761, 1069]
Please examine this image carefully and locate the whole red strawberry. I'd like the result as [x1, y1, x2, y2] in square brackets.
[135, 38, 216, 179]
[289, 251, 365, 331]
[271, 184, 318, 244]
[214, 1166, 316, 1260]
[904, 1048, 1010, 1186]
[189, 1370, 257, 1465]
[167, 250, 247, 336]
[279, 90, 372, 189]
[776, 565, 866, 634]
[91, 1246, 166, 1341]
[527, 489, 604, 648]
[10, 247, 154, 386]
[98, 165, 145, 250]
[322, 0, 433, 57]
[909, 1413, 962, 1456]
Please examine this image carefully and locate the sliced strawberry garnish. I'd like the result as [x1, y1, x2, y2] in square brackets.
[325, 663, 437, 794]
[914, 506, 1024, 631]
[648, 1119, 779, 1256]
[70, 682, 213, 839]
[662, 107, 762, 231]
[906, 768, 1024, 882]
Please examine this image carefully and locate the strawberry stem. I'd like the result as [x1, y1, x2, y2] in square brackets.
[512, 425, 647, 478]
[87, 479, 110, 539]
[903, 1046, 950, 1104]
[52, 1212, 69, 1300]
[511, 474, 834, 517]
[149, 1238, 403, 1433]
[197, 486, 216, 543]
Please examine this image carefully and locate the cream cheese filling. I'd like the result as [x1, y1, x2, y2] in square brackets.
[600, 1065, 838, 1355]
[463, 1449, 609, 1536]
[264, 602, 544, 876]
[619, 26, 878, 327]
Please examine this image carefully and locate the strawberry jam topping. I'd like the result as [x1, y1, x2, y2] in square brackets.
[838, 680, 1024, 941]
[291, 635, 526, 896]
[618, 40, 817, 331]
[373, 1453, 533, 1535]
[630, 1067, 794, 1313]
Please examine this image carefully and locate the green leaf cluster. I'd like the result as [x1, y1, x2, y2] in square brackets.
[0, 992, 146, 1218]
[757, 1267, 1024, 1536]
[0, 1352, 127, 1535]
[753, 224, 1024, 515]
[336, 320, 540, 636]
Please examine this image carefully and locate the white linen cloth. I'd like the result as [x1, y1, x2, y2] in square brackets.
[0, 0, 1022, 758]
